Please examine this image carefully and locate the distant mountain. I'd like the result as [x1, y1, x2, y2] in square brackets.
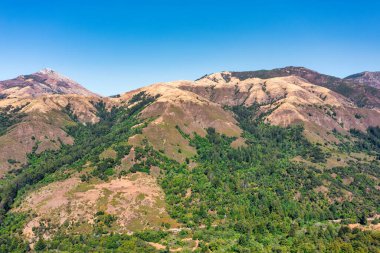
[0, 69, 102, 175]
[0, 68, 98, 98]
[345, 71, 380, 89]
[226, 66, 380, 108]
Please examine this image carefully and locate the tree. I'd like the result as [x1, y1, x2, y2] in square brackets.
[359, 213, 367, 225]
[34, 238, 46, 251]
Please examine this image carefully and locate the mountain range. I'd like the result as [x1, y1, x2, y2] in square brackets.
[0, 67, 379, 252]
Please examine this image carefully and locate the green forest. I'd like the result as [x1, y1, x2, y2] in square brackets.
[0, 93, 379, 252]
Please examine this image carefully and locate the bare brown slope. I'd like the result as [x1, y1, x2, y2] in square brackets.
[114, 72, 380, 161]
[176, 72, 380, 142]
[118, 83, 243, 162]
[16, 172, 178, 242]
[0, 95, 103, 176]
[224, 66, 380, 108]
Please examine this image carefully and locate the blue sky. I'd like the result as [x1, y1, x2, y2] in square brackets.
[1, 0, 379, 95]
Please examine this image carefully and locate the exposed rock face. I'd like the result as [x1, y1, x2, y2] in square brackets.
[345, 71, 380, 89]
[0, 68, 99, 98]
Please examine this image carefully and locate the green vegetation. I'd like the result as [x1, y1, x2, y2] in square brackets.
[159, 104, 380, 251]
[0, 213, 29, 252]
[0, 95, 379, 252]
[350, 127, 380, 154]
[0, 104, 27, 136]
[0, 92, 155, 218]
[34, 234, 157, 252]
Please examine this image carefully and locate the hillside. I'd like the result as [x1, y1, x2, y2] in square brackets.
[345, 71, 380, 89]
[0, 94, 106, 175]
[0, 69, 98, 99]
[226, 66, 380, 108]
[0, 68, 379, 252]
[0, 70, 102, 175]
[116, 74, 380, 165]
[182, 73, 380, 136]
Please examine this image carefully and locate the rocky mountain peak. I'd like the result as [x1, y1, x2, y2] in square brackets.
[0, 69, 99, 98]
[37, 68, 55, 75]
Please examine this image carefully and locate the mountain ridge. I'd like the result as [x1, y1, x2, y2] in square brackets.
[1, 67, 380, 174]
[344, 71, 380, 89]
[196, 66, 380, 108]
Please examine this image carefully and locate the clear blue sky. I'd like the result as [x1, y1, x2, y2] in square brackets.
[1, 0, 379, 95]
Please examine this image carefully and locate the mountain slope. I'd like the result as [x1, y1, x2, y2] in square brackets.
[0, 94, 104, 176]
[0, 68, 379, 252]
[225, 66, 380, 108]
[0, 69, 103, 175]
[345, 71, 380, 89]
[118, 83, 243, 163]
[0, 68, 98, 98]
[176, 73, 380, 143]
[2, 68, 380, 175]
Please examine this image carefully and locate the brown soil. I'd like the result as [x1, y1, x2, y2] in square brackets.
[15, 172, 179, 242]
